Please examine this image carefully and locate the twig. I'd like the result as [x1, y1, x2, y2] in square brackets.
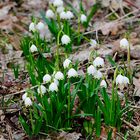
[122, 119, 135, 130]
[84, 8, 140, 35]
[124, 0, 139, 9]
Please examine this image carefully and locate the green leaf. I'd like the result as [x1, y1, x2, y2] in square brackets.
[34, 117, 43, 135]
[19, 116, 32, 137]
[106, 55, 117, 67]
[95, 108, 101, 137]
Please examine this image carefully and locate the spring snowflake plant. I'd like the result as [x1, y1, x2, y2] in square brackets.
[19, 1, 132, 139]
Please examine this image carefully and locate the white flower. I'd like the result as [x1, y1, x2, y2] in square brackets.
[93, 57, 104, 67]
[55, 71, 64, 80]
[36, 22, 45, 31]
[90, 39, 97, 48]
[37, 85, 46, 94]
[116, 74, 124, 85]
[46, 9, 55, 19]
[66, 11, 74, 19]
[94, 70, 103, 79]
[60, 11, 67, 19]
[63, 59, 71, 69]
[24, 97, 32, 107]
[80, 14, 87, 23]
[116, 74, 129, 90]
[100, 80, 107, 88]
[87, 65, 97, 76]
[68, 68, 78, 78]
[53, 0, 63, 7]
[56, 6, 64, 13]
[49, 82, 58, 92]
[61, 34, 71, 45]
[30, 44, 37, 53]
[54, 78, 59, 86]
[22, 93, 27, 101]
[120, 38, 129, 49]
[123, 76, 130, 85]
[43, 74, 51, 83]
[29, 22, 36, 32]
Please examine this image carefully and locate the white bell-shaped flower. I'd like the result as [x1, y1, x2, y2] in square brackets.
[29, 22, 36, 32]
[49, 82, 58, 92]
[63, 59, 71, 69]
[55, 71, 64, 80]
[90, 39, 97, 48]
[100, 80, 107, 88]
[93, 57, 104, 67]
[94, 70, 103, 79]
[120, 38, 129, 49]
[36, 22, 45, 31]
[54, 78, 59, 86]
[56, 6, 64, 13]
[66, 11, 74, 19]
[22, 92, 27, 101]
[60, 11, 67, 19]
[37, 85, 46, 94]
[80, 14, 87, 23]
[24, 97, 32, 107]
[116, 74, 129, 90]
[46, 9, 55, 19]
[87, 65, 97, 76]
[61, 34, 71, 45]
[67, 68, 78, 78]
[30, 44, 37, 53]
[53, 0, 63, 7]
[43, 74, 51, 83]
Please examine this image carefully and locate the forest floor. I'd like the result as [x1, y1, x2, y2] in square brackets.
[0, 0, 140, 139]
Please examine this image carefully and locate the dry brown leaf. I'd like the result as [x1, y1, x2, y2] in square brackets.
[57, 131, 81, 140]
[0, 3, 16, 21]
[133, 77, 140, 97]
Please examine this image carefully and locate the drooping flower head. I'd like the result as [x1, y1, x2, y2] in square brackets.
[24, 97, 32, 107]
[100, 80, 107, 88]
[94, 70, 103, 79]
[22, 92, 28, 101]
[29, 22, 36, 32]
[36, 22, 45, 31]
[37, 85, 46, 94]
[120, 38, 129, 49]
[90, 39, 97, 48]
[43, 74, 51, 83]
[93, 57, 104, 67]
[80, 14, 87, 23]
[87, 65, 97, 76]
[116, 74, 129, 90]
[63, 59, 71, 69]
[68, 68, 78, 78]
[49, 82, 58, 92]
[55, 71, 64, 80]
[53, 0, 63, 7]
[30, 44, 37, 53]
[46, 9, 55, 19]
[61, 34, 71, 45]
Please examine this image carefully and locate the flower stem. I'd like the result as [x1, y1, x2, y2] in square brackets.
[56, 29, 62, 70]
[67, 79, 71, 126]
